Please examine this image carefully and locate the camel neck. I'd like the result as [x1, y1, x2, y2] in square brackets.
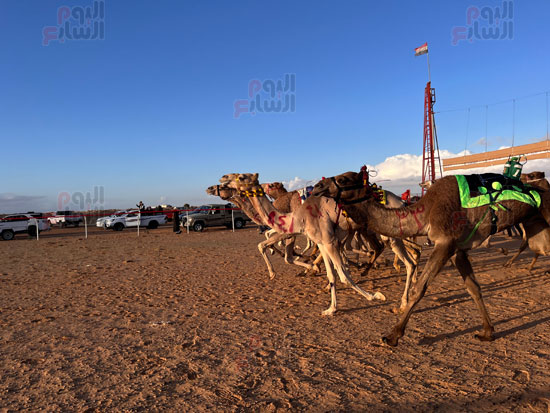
[342, 197, 430, 238]
[248, 193, 300, 234]
[229, 193, 263, 226]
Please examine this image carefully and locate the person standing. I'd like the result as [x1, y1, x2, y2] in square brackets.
[173, 209, 181, 234]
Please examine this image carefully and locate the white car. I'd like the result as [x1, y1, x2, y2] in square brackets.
[48, 210, 84, 227]
[96, 210, 127, 228]
[0, 214, 50, 240]
[101, 210, 167, 231]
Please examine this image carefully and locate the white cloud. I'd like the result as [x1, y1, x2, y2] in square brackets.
[282, 177, 320, 191]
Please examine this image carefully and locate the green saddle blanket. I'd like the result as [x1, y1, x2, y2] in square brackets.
[455, 174, 541, 209]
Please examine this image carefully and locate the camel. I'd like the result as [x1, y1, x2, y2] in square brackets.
[264, 181, 422, 275]
[502, 171, 550, 271]
[311, 167, 549, 346]
[205, 184, 319, 279]
[219, 173, 388, 315]
[262, 182, 320, 259]
[521, 171, 550, 190]
[262, 182, 385, 272]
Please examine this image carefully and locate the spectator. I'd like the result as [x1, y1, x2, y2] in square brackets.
[173, 209, 181, 234]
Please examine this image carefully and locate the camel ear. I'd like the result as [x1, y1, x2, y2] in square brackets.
[253, 173, 259, 181]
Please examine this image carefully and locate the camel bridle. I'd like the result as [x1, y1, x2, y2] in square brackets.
[239, 187, 265, 198]
[329, 166, 373, 206]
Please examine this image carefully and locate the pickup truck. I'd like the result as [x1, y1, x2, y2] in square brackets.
[99, 210, 167, 231]
[0, 214, 51, 240]
[182, 203, 250, 232]
[48, 210, 84, 227]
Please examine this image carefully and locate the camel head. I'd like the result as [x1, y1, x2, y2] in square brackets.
[220, 173, 260, 190]
[311, 169, 371, 204]
[521, 171, 550, 191]
[206, 183, 235, 200]
[521, 171, 546, 182]
[262, 182, 287, 196]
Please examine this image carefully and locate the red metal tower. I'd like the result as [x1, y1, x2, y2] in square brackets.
[421, 81, 442, 195]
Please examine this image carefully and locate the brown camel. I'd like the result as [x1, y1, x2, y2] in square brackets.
[311, 168, 548, 346]
[521, 171, 550, 190]
[205, 184, 319, 278]
[219, 173, 387, 315]
[502, 171, 550, 270]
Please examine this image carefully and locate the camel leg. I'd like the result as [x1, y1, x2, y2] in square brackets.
[317, 244, 338, 316]
[528, 253, 540, 272]
[504, 240, 528, 267]
[304, 252, 323, 276]
[382, 241, 454, 347]
[388, 238, 418, 312]
[361, 231, 384, 275]
[454, 250, 495, 341]
[392, 254, 401, 272]
[322, 242, 386, 302]
[283, 238, 320, 273]
[480, 236, 492, 249]
[258, 239, 277, 279]
[265, 230, 284, 257]
[258, 233, 295, 279]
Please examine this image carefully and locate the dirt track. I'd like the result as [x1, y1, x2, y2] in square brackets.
[1, 226, 550, 412]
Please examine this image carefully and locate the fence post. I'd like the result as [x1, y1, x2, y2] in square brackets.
[232, 208, 235, 232]
[137, 210, 141, 237]
[186, 210, 189, 234]
[83, 214, 88, 239]
[32, 218, 39, 241]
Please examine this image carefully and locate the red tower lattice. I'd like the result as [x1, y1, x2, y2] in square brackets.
[421, 81, 442, 196]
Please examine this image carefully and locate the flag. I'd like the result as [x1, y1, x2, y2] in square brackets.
[414, 42, 428, 56]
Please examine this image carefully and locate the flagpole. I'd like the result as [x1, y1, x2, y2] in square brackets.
[426, 50, 431, 83]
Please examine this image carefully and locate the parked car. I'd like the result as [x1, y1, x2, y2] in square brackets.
[48, 210, 84, 227]
[182, 203, 250, 232]
[101, 210, 167, 231]
[0, 214, 50, 240]
[96, 210, 127, 228]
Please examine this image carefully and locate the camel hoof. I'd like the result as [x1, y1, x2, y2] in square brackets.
[504, 261, 512, 268]
[474, 332, 495, 342]
[322, 308, 336, 316]
[374, 292, 386, 301]
[499, 248, 509, 256]
[381, 335, 399, 347]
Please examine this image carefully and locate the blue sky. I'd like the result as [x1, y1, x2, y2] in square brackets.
[1, 0, 549, 212]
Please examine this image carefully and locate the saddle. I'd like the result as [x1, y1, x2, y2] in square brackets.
[456, 173, 541, 209]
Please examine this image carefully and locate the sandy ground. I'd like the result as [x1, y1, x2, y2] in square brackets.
[1, 225, 550, 412]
